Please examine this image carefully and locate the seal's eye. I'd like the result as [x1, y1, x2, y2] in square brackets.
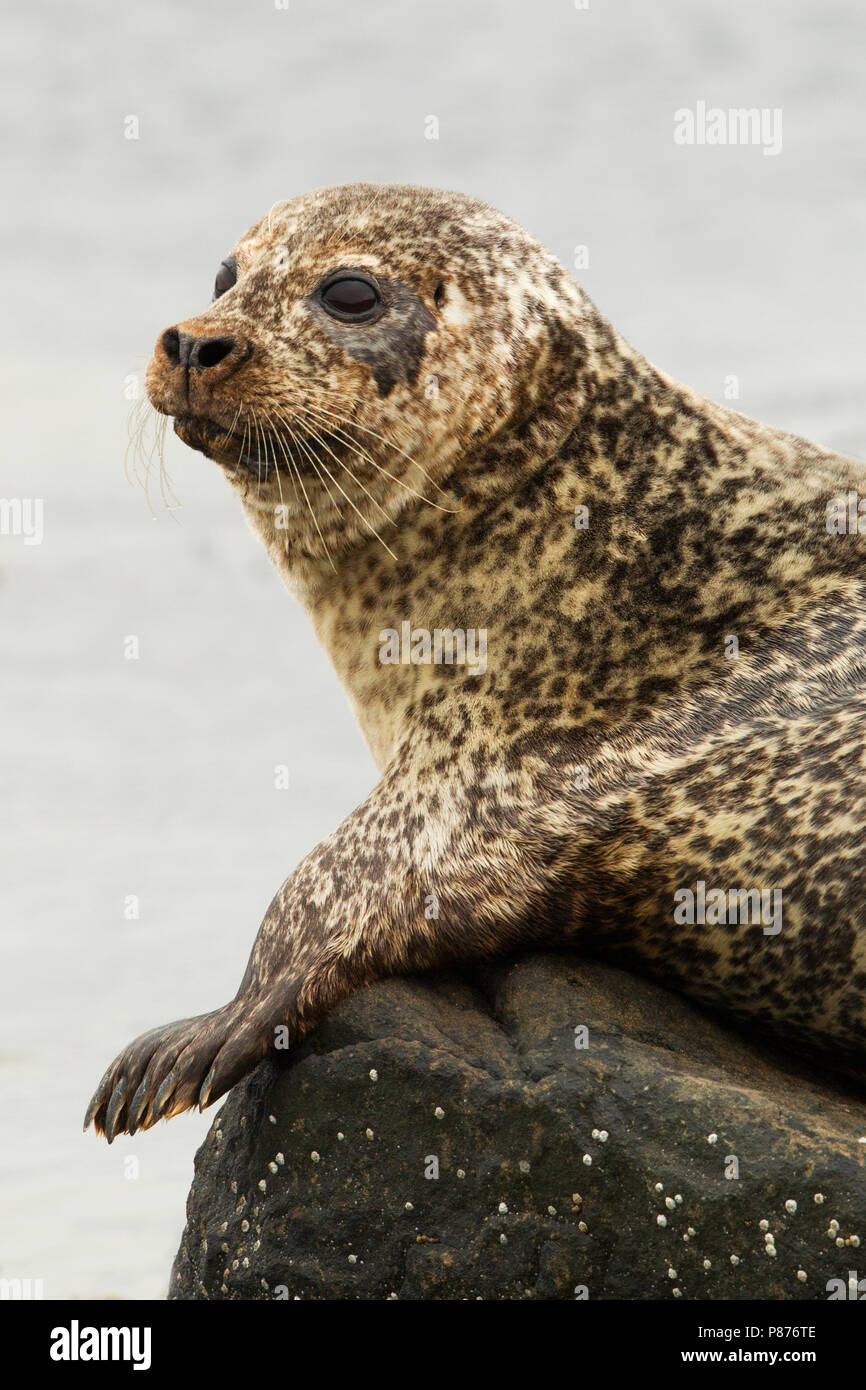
[320, 275, 381, 322]
[213, 258, 237, 300]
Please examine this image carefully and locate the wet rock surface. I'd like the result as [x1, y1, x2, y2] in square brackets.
[170, 954, 866, 1300]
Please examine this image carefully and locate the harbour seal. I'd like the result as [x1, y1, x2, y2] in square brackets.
[86, 182, 866, 1141]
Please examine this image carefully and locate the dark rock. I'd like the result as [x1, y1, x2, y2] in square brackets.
[169, 953, 866, 1300]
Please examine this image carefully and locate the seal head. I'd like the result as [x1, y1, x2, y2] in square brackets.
[145, 182, 592, 578]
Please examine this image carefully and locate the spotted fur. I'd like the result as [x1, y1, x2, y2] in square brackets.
[86, 182, 866, 1140]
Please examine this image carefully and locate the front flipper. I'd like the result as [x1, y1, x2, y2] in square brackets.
[84, 758, 550, 1141]
[83, 1000, 266, 1141]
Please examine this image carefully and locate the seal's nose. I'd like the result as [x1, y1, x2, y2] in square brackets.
[148, 323, 251, 415]
[160, 328, 237, 371]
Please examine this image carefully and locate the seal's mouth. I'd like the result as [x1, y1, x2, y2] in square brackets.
[173, 415, 259, 469]
[172, 414, 346, 476]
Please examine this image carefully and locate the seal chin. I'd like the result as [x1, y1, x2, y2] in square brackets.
[172, 415, 212, 455]
[173, 415, 264, 473]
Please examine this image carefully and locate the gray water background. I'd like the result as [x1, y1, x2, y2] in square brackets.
[1, 0, 864, 1298]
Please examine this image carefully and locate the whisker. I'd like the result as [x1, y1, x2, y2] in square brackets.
[265, 418, 288, 535]
[290, 411, 395, 529]
[269, 411, 337, 573]
[305, 382, 421, 440]
[155, 416, 181, 518]
[276, 412, 342, 521]
[299, 391, 450, 498]
[287, 419, 399, 562]
[252, 409, 268, 496]
[124, 397, 148, 488]
[220, 403, 242, 451]
[299, 400, 457, 513]
[125, 398, 181, 521]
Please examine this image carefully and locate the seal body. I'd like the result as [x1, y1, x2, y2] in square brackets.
[86, 183, 866, 1140]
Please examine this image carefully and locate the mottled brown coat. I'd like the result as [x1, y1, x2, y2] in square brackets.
[86, 183, 866, 1140]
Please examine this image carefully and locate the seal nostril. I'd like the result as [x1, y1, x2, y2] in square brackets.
[161, 327, 181, 364]
[190, 336, 236, 371]
[161, 327, 196, 368]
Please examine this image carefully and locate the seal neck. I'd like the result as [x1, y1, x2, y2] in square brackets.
[262, 305, 866, 771]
